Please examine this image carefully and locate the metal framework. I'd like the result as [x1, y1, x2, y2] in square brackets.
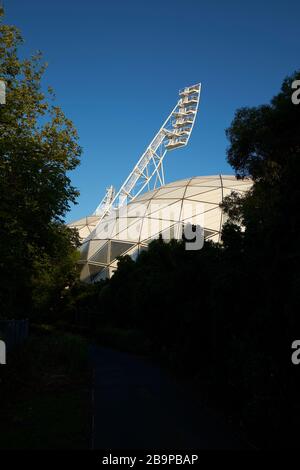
[93, 83, 201, 221]
[94, 185, 115, 216]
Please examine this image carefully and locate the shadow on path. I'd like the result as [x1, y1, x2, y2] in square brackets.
[89, 345, 248, 450]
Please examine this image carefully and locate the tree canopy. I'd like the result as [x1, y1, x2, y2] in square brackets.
[0, 9, 81, 318]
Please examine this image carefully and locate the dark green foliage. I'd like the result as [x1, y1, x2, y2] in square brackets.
[0, 10, 81, 318]
[0, 331, 90, 449]
[226, 72, 300, 180]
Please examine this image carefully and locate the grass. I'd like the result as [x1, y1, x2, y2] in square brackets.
[0, 329, 91, 449]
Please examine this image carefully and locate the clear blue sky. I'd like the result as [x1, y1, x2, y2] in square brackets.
[5, 0, 300, 222]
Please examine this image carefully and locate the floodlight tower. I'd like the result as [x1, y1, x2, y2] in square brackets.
[93, 83, 201, 220]
[94, 185, 115, 216]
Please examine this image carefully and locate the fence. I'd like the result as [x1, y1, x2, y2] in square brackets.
[0, 319, 29, 351]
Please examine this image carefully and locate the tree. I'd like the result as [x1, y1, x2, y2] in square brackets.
[223, 71, 300, 302]
[226, 71, 300, 181]
[220, 71, 300, 447]
[0, 9, 81, 318]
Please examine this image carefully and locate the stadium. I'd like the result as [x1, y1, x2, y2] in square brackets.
[69, 84, 252, 282]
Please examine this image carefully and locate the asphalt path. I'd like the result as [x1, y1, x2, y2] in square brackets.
[89, 345, 248, 450]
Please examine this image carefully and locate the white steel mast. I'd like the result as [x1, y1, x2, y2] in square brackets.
[94, 83, 201, 220]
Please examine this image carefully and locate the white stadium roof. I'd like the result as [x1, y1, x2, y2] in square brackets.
[68, 175, 252, 283]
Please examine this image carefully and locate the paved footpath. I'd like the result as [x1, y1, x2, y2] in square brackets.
[89, 345, 248, 449]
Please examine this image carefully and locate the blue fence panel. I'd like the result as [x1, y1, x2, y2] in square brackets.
[0, 319, 29, 351]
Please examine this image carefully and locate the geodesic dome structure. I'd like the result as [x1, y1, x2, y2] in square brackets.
[71, 175, 252, 283]
[68, 215, 100, 241]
